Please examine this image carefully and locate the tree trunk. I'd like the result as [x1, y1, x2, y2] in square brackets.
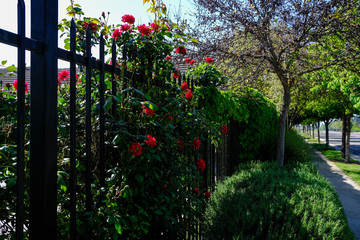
[317, 121, 320, 144]
[345, 114, 352, 163]
[342, 113, 346, 158]
[276, 87, 291, 166]
[302, 125, 305, 133]
[312, 123, 315, 139]
[325, 119, 330, 149]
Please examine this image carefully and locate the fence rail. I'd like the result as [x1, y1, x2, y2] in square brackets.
[0, 1, 239, 239]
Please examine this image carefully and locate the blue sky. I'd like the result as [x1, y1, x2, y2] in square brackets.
[0, 0, 193, 67]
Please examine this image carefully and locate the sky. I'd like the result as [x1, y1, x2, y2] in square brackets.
[0, 0, 193, 68]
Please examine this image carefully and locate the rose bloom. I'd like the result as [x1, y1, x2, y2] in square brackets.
[222, 125, 228, 134]
[58, 70, 70, 81]
[177, 140, 184, 151]
[184, 58, 191, 63]
[129, 142, 142, 157]
[204, 190, 211, 199]
[5, 83, 11, 89]
[142, 104, 155, 116]
[150, 22, 160, 32]
[193, 139, 201, 150]
[181, 82, 189, 91]
[167, 113, 173, 121]
[83, 22, 99, 32]
[112, 28, 121, 39]
[176, 46, 187, 55]
[120, 24, 131, 32]
[205, 57, 214, 63]
[194, 188, 199, 194]
[145, 134, 156, 148]
[13, 79, 29, 93]
[138, 24, 152, 36]
[173, 72, 179, 79]
[165, 56, 171, 60]
[121, 14, 135, 24]
[185, 90, 193, 100]
[189, 60, 196, 65]
[196, 159, 206, 172]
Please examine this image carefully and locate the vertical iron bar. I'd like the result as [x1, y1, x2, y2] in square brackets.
[111, 39, 116, 116]
[85, 27, 92, 213]
[30, 0, 58, 238]
[122, 47, 128, 90]
[69, 18, 77, 240]
[16, 1, 25, 239]
[99, 34, 105, 188]
[132, 50, 137, 88]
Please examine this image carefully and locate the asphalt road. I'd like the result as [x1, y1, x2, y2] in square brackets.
[319, 131, 360, 162]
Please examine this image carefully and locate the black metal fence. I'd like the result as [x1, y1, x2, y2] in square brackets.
[0, 0, 240, 239]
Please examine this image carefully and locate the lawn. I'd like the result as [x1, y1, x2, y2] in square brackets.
[303, 133, 360, 186]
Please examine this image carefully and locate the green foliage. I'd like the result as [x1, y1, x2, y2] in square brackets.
[284, 129, 313, 164]
[204, 161, 355, 240]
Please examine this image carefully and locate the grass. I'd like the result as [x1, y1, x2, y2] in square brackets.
[302, 132, 360, 186]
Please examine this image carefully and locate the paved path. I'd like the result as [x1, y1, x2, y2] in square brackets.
[312, 149, 360, 239]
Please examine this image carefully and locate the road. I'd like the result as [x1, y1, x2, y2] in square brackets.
[319, 131, 360, 162]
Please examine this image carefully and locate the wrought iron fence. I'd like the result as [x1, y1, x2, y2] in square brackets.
[0, 0, 239, 239]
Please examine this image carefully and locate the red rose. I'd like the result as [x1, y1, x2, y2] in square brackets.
[145, 134, 156, 148]
[138, 24, 152, 36]
[13, 79, 29, 93]
[185, 90, 193, 100]
[122, 14, 135, 24]
[177, 141, 184, 151]
[129, 142, 142, 157]
[165, 56, 171, 60]
[164, 184, 167, 189]
[189, 60, 196, 65]
[196, 159, 205, 172]
[120, 24, 131, 32]
[83, 22, 98, 32]
[112, 28, 121, 39]
[205, 57, 213, 63]
[194, 188, 199, 194]
[222, 125, 228, 134]
[58, 70, 70, 81]
[193, 139, 201, 150]
[173, 71, 179, 79]
[204, 191, 211, 199]
[150, 22, 160, 32]
[176, 46, 187, 55]
[167, 113, 173, 121]
[5, 83, 11, 89]
[184, 58, 191, 63]
[181, 82, 189, 91]
[142, 104, 155, 116]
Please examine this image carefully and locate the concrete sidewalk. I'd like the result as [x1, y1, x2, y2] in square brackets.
[312, 150, 360, 240]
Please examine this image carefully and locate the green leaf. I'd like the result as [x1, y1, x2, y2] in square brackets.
[144, 93, 151, 100]
[112, 134, 121, 145]
[1, 60, 7, 65]
[64, 43, 70, 50]
[6, 66, 17, 72]
[7, 178, 16, 188]
[115, 221, 122, 234]
[135, 174, 144, 183]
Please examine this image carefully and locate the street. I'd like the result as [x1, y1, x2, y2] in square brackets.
[319, 131, 360, 162]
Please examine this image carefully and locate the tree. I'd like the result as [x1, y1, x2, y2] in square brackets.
[190, 0, 346, 165]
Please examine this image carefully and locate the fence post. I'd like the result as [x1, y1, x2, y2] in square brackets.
[29, 0, 58, 239]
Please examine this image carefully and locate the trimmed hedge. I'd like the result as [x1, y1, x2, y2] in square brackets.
[204, 162, 355, 240]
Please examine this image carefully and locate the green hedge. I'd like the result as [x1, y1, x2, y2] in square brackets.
[204, 162, 354, 240]
[197, 86, 278, 162]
